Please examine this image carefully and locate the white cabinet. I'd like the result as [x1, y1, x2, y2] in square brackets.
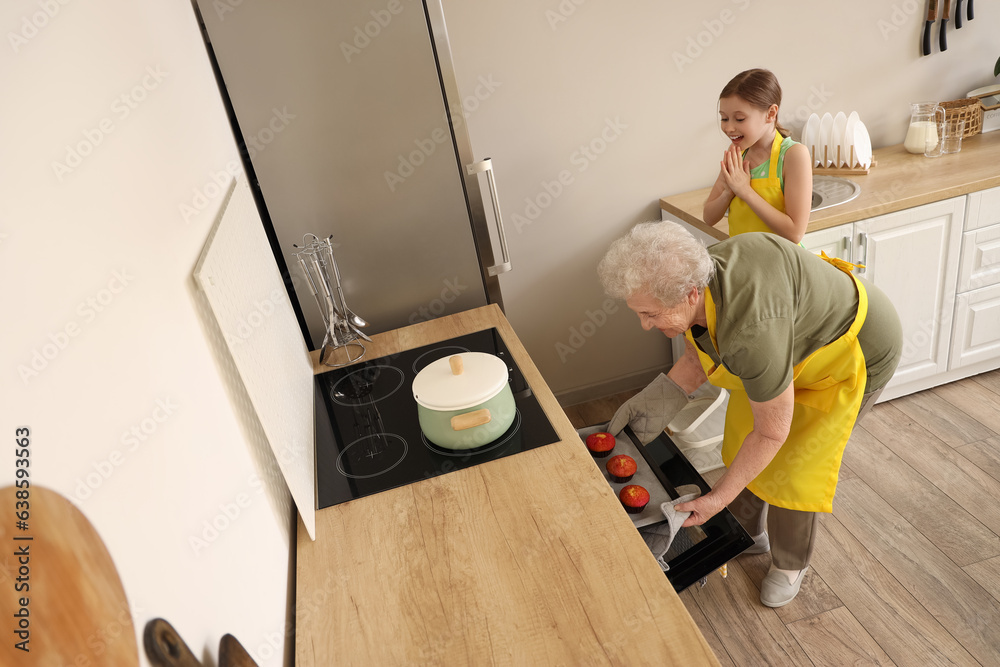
[956, 223, 1000, 292]
[802, 222, 853, 261]
[950, 283, 1000, 368]
[950, 187, 1000, 371]
[854, 197, 965, 394]
[965, 187, 1000, 231]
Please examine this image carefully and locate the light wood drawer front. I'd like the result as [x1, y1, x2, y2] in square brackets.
[950, 282, 1000, 369]
[966, 186, 1000, 231]
[958, 222, 1000, 292]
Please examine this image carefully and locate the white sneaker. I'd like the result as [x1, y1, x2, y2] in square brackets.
[760, 567, 808, 608]
[743, 531, 770, 555]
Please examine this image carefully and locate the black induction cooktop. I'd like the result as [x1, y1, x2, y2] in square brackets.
[314, 328, 560, 509]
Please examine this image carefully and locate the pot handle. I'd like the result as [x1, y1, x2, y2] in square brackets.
[451, 408, 491, 431]
[449, 355, 463, 375]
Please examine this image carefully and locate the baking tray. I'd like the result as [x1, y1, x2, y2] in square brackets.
[579, 423, 755, 591]
[578, 424, 675, 528]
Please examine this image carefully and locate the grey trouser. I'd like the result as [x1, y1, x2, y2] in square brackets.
[728, 386, 885, 570]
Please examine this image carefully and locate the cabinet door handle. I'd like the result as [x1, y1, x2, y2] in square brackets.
[841, 235, 851, 261]
[857, 231, 868, 274]
[468, 158, 512, 276]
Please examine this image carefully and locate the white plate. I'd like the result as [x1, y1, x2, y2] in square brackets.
[802, 113, 820, 166]
[853, 121, 872, 169]
[832, 112, 848, 166]
[819, 112, 834, 167]
[842, 111, 860, 168]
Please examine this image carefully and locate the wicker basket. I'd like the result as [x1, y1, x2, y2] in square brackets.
[941, 98, 984, 137]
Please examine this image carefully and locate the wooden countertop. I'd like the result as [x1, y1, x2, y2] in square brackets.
[660, 130, 1000, 242]
[296, 305, 720, 666]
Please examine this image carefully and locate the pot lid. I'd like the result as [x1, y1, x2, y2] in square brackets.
[412, 352, 509, 411]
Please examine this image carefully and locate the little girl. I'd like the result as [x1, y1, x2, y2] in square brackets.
[703, 69, 812, 244]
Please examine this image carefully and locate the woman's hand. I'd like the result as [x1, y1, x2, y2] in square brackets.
[675, 491, 726, 527]
[721, 144, 752, 198]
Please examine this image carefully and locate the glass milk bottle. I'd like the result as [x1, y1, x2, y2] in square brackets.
[904, 102, 944, 154]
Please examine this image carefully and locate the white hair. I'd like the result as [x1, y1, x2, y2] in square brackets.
[598, 221, 715, 306]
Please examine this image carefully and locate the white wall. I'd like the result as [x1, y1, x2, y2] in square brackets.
[440, 0, 997, 399]
[2, 1, 293, 664]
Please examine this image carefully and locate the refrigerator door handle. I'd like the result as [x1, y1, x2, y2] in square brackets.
[468, 158, 512, 276]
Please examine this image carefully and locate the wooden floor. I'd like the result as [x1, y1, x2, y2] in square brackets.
[561, 369, 1000, 667]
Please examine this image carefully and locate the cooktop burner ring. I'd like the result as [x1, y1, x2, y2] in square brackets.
[420, 410, 522, 457]
[329, 365, 405, 406]
[335, 433, 408, 479]
[411, 345, 471, 375]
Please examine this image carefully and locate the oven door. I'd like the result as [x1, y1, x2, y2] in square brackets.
[582, 425, 753, 592]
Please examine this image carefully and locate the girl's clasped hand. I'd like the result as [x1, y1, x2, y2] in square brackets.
[720, 142, 752, 199]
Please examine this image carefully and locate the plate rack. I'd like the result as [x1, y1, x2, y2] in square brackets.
[811, 143, 875, 175]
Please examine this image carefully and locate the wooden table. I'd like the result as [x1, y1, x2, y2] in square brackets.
[295, 305, 720, 666]
[661, 131, 1000, 241]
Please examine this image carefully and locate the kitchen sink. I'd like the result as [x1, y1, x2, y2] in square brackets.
[811, 175, 861, 212]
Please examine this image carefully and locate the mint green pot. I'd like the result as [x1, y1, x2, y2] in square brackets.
[412, 352, 516, 450]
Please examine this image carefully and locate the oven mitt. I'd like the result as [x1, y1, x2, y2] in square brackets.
[607, 373, 690, 445]
[639, 491, 700, 572]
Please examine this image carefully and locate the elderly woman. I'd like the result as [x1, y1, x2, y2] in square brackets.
[599, 222, 901, 607]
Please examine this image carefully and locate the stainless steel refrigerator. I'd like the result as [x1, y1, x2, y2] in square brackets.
[193, 0, 509, 348]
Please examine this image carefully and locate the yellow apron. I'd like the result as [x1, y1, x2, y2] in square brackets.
[685, 255, 868, 512]
[728, 131, 785, 236]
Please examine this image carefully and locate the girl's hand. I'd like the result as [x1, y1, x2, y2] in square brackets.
[714, 154, 733, 197]
[721, 145, 752, 198]
[675, 491, 726, 528]
[704, 161, 737, 225]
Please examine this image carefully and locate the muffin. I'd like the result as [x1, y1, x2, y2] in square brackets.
[606, 455, 637, 483]
[619, 485, 650, 514]
[585, 432, 615, 458]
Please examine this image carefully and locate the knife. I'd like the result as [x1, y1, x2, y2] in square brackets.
[922, 0, 937, 55]
[956, 0, 963, 27]
[939, 0, 951, 51]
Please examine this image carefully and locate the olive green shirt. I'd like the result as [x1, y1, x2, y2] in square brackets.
[690, 233, 902, 402]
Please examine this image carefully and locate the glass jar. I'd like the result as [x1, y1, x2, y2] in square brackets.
[904, 102, 945, 154]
